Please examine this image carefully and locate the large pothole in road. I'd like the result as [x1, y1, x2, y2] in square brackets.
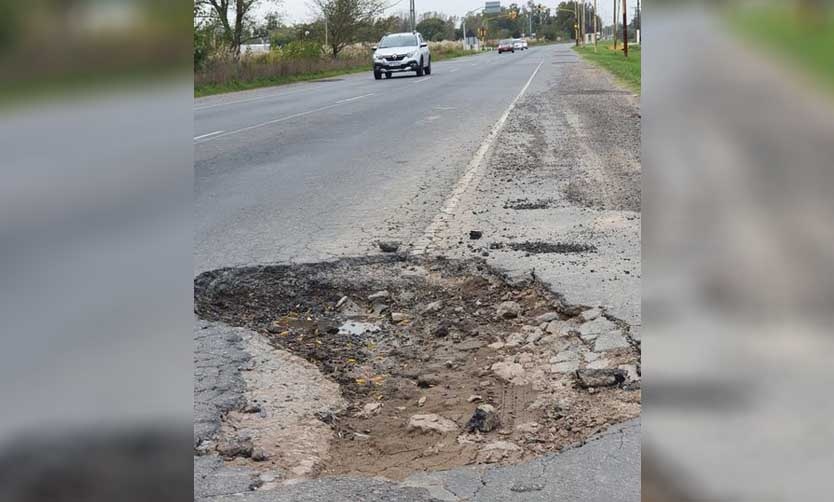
[194, 256, 640, 481]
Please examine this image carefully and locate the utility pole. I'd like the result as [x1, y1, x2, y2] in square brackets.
[593, 0, 597, 51]
[574, 1, 579, 46]
[409, 0, 415, 31]
[613, 0, 617, 50]
[622, 0, 628, 57]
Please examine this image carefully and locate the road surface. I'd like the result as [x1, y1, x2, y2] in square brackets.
[194, 44, 641, 501]
[195, 47, 551, 273]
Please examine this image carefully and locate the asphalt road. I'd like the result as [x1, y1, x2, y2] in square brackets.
[194, 44, 641, 501]
[195, 46, 553, 273]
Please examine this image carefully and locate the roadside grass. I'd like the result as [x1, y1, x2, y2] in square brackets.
[573, 42, 641, 93]
[195, 66, 369, 97]
[729, 5, 834, 92]
[194, 47, 479, 98]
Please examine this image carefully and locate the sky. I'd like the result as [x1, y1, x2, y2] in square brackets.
[254, 0, 637, 28]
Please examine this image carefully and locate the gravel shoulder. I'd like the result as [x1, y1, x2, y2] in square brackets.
[428, 44, 641, 328]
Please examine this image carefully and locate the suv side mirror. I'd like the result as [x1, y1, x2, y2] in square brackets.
[420, 42, 427, 48]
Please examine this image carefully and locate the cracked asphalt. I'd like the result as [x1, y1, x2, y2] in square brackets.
[195, 43, 640, 501]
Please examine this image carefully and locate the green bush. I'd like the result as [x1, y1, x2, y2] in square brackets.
[281, 41, 322, 60]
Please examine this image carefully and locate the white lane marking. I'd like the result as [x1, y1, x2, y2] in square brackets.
[194, 87, 321, 111]
[193, 130, 224, 140]
[413, 60, 544, 254]
[413, 77, 432, 84]
[449, 68, 459, 73]
[195, 93, 375, 144]
[336, 93, 374, 103]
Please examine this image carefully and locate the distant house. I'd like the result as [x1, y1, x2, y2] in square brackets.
[240, 39, 271, 55]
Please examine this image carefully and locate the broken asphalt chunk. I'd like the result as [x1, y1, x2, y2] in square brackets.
[377, 240, 401, 253]
[466, 404, 499, 433]
[496, 301, 521, 319]
[407, 414, 458, 433]
[574, 368, 626, 388]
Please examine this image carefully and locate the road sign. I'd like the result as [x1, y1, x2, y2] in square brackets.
[484, 1, 501, 14]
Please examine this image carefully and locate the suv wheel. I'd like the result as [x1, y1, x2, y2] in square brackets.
[374, 69, 382, 80]
[425, 57, 431, 75]
[416, 58, 424, 76]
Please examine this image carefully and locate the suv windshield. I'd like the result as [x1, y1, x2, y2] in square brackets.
[379, 34, 418, 48]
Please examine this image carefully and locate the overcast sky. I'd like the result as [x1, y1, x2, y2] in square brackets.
[254, 0, 637, 28]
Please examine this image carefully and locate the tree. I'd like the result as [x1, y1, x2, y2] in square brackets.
[313, 0, 385, 58]
[196, 0, 280, 58]
[416, 17, 449, 41]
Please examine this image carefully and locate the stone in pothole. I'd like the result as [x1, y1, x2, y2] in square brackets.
[407, 414, 458, 433]
[491, 361, 527, 384]
[536, 312, 559, 323]
[575, 317, 618, 342]
[579, 307, 602, 322]
[593, 332, 630, 352]
[550, 360, 579, 373]
[550, 348, 581, 363]
[496, 301, 522, 319]
[477, 441, 522, 463]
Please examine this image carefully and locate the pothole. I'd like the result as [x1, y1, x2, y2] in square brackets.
[194, 256, 639, 481]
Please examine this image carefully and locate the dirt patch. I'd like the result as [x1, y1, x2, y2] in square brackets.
[507, 241, 597, 254]
[504, 198, 556, 210]
[194, 256, 639, 481]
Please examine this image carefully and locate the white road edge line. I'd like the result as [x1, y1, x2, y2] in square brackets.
[194, 87, 319, 111]
[194, 130, 224, 140]
[413, 60, 544, 254]
[195, 93, 375, 144]
[413, 77, 432, 84]
[449, 68, 459, 73]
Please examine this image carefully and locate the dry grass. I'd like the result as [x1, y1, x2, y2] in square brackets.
[194, 41, 479, 97]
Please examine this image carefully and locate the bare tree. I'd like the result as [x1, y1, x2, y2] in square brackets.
[197, 0, 279, 57]
[313, 0, 385, 58]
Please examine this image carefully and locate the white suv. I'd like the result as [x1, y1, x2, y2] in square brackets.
[373, 32, 431, 80]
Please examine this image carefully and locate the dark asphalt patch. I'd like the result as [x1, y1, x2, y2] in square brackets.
[504, 198, 555, 210]
[508, 241, 597, 254]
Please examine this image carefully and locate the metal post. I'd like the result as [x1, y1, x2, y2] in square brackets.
[613, 0, 617, 50]
[410, 0, 415, 31]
